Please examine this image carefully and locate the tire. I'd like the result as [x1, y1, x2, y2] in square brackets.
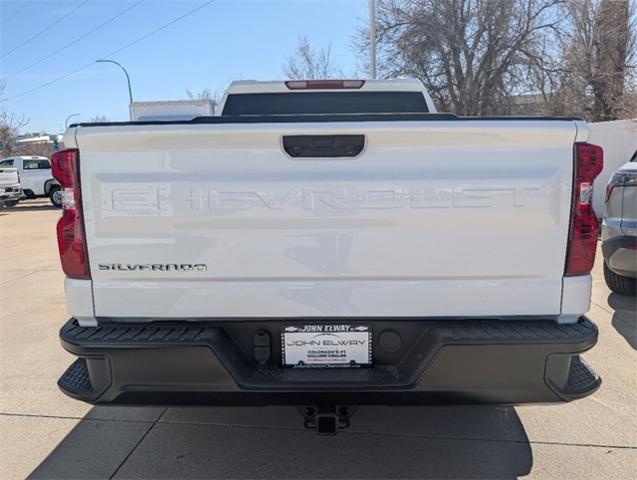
[604, 262, 637, 296]
[49, 186, 63, 208]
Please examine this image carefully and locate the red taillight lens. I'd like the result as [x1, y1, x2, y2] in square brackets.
[285, 79, 365, 90]
[52, 149, 78, 189]
[51, 149, 90, 279]
[565, 143, 603, 276]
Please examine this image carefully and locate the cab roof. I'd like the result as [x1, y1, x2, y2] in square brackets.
[225, 78, 426, 95]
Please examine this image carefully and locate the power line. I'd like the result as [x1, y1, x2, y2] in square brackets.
[99, 0, 216, 62]
[2, 0, 216, 102]
[1, 0, 33, 27]
[1, 0, 90, 59]
[2, 0, 146, 81]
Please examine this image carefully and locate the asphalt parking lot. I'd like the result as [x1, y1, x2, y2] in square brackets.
[1, 198, 636, 479]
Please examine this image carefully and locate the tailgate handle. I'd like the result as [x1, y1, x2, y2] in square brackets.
[283, 135, 365, 158]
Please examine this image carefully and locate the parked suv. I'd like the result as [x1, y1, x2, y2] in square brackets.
[602, 150, 637, 296]
[0, 156, 61, 207]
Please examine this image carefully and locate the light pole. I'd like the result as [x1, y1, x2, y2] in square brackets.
[65, 113, 80, 129]
[369, 0, 377, 79]
[96, 59, 133, 104]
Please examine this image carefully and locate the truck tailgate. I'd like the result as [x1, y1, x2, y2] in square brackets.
[73, 120, 578, 319]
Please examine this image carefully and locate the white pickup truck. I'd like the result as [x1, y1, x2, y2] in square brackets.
[0, 166, 21, 207]
[56, 79, 603, 433]
[0, 156, 61, 206]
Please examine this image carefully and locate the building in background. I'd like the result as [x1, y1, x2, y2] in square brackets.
[1, 132, 63, 158]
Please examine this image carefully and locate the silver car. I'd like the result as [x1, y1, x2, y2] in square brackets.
[602, 150, 637, 296]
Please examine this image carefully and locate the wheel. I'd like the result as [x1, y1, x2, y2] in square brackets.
[604, 262, 636, 296]
[49, 186, 63, 208]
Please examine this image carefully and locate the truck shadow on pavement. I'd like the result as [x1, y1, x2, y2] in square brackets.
[29, 405, 532, 479]
[607, 293, 637, 350]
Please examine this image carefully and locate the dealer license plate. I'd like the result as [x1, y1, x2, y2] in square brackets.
[282, 324, 371, 368]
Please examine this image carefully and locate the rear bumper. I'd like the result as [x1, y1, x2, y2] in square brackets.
[602, 236, 637, 278]
[58, 317, 600, 406]
[0, 188, 21, 201]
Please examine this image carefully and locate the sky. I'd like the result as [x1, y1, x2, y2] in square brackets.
[0, 0, 367, 133]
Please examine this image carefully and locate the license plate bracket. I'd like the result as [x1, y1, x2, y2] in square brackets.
[281, 324, 372, 368]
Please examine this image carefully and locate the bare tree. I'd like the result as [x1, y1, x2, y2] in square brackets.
[284, 36, 342, 79]
[551, 0, 636, 120]
[593, 0, 632, 119]
[16, 139, 54, 157]
[356, 0, 563, 115]
[0, 81, 29, 157]
[185, 88, 219, 107]
[354, 0, 636, 119]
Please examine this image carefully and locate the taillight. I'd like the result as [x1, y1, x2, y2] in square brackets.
[51, 149, 90, 279]
[285, 79, 365, 90]
[565, 143, 604, 276]
[605, 171, 637, 202]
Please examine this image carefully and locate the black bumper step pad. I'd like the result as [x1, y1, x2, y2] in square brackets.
[565, 356, 600, 395]
[58, 358, 93, 395]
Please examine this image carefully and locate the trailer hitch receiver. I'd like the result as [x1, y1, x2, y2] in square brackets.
[302, 406, 354, 435]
